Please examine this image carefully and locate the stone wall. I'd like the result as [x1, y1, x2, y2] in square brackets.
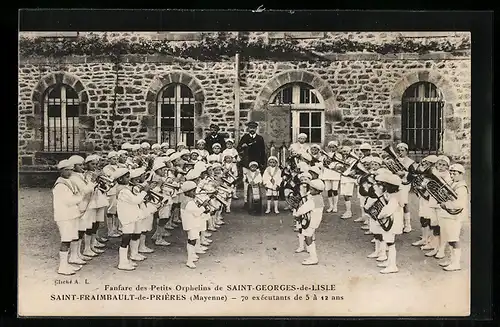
[18, 32, 471, 166]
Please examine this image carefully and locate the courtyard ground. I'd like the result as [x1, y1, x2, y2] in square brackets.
[18, 187, 470, 317]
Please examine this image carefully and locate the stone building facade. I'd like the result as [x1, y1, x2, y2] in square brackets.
[18, 31, 471, 169]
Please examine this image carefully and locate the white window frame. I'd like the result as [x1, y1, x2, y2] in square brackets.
[156, 83, 196, 146]
[43, 84, 79, 152]
[270, 83, 325, 145]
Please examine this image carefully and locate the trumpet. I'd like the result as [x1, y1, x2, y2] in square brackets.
[131, 183, 166, 206]
[95, 175, 116, 193]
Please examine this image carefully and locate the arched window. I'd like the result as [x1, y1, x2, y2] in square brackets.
[270, 82, 325, 144]
[42, 84, 80, 152]
[156, 83, 195, 147]
[401, 82, 444, 154]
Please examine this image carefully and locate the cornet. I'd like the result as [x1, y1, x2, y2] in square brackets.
[131, 183, 166, 206]
[95, 175, 116, 193]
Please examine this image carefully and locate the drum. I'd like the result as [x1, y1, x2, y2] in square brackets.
[246, 184, 263, 216]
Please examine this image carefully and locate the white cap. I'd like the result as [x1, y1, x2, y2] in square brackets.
[212, 143, 222, 149]
[68, 155, 85, 165]
[298, 133, 307, 139]
[196, 139, 206, 144]
[371, 157, 382, 164]
[436, 155, 450, 166]
[299, 172, 312, 180]
[140, 142, 151, 149]
[212, 162, 222, 169]
[225, 138, 234, 144]
[121, 142, 132, 150]
[180, 181, 197, 193]
[165, 149, 176, 157]
[111, 167, 129, 180]
[107, 151, 119, 159]
[308, 179, 325, 191]
[423, 155, 438, 163]
[180, 149, 191, 157]
[342, 146, 351, 152]
[376, 167, 392, 175]
[328, 140, 339, 147]
[85, 154, 100, 163]
[396, 143, 408, 150]
[152, 160, 166, 172]
[360, 143, 372, 150]
[117, 150, 127, 156]
[151, 143, 161, 150]
[223, 153, 233, 159]
[185, 169, 201, 181]
[57, 159, 74, 170]
[375, 173, 402, 186]
[160, 142, 169, 148]
[130, 168, 146, 179]
[169, 152, 182, 162]
[308, 166, 321, 176]
[194, 161, 207, 172]
[131, 144, 141, 151]
[177, 142, 186, 147]
[248, 161, 259, 168]
[450, 163, 465, 174]
[267, 156, 278, 163]
[190, 150, 200, 156]
[361, 156, 373, 163]
[310, 144, 320, 150]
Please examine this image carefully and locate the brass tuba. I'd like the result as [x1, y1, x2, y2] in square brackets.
[382, 145, 408, 175]
[342, 152, 371, 180]
[421, 168, 463, 215]
[320, 149, 349, 174]
[364, 191, 394, 232]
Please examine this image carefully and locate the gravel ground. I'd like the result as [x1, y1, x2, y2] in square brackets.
[18, 187, 470, 317]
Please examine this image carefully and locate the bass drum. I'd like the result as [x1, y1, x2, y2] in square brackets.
[246, 184, 263, 216]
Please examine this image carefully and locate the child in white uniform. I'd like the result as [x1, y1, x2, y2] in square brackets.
[322, 141, 341, 213]
[262, 156, 282, 214]
[52, 160, 84, 275]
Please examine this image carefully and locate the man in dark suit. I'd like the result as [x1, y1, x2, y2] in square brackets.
[204, 124, 227, 154]
[237, 121, 267, 209]
[237, 121, 267, 172]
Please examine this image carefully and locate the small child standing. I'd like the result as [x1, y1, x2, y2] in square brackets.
[263, 156, 283, 214]
[52, 160, 84, 275]
[180, 181, 208, 269]
[113, 168, 151, 271]
[244, 161, 263, 215]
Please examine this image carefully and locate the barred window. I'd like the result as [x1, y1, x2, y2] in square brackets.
[401, 82, 444, 154]
[42, 84, 80, 152]
[156, 83, 195, 148]
[271, 82, 324, 144]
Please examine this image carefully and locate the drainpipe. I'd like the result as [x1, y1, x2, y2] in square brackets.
[234, 53, 241, 143]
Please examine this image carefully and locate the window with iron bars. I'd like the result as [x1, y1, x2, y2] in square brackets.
[401, 81, 444, 156]
[271, 82, 325, 145]
[156, 83, 196, 149]
[42, 84, 80, 152]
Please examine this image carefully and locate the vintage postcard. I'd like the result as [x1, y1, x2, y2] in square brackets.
[18, 27, 471, 316]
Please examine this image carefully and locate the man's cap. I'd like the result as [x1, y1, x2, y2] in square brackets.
[360, 143, 372, 150]
[246, 121, 258, 128]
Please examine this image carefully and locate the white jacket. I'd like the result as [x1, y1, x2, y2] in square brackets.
[68, 173, 95, 213]
[262, 166, 282, 191]
[52, 177, 83, 222]
[181, 199, 205, 231]
[116, 185, 147, 225]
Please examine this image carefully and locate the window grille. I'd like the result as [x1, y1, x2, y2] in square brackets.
[42, 84, 80, 152]
[157, 83, 196, 148]
[401, 82, 444, 155]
